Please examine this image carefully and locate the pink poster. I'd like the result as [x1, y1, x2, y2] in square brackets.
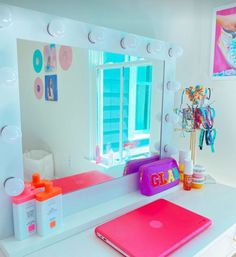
[59, 46, 73, 71]
[44, 44, 57, 73]
[212, 5, 236, 78]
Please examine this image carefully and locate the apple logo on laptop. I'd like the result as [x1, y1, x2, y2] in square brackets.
[149, 220, 163, 229]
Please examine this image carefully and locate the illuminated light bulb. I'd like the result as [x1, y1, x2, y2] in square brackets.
[120, 35, 137, 49]
[146, 42, 162, 54]
[165, 113, 179, 124]
[0, 5, 12, 28]
[47, 19, 65, 37]
[88, 28, 105, 44]
[4, 177, 25, 196]
[166, 81, 181, 91]
[0, 125, 22, 143]
[0, 67, 17, 86]
[164, 144, 178, 155]
[168, 46, 183, 58]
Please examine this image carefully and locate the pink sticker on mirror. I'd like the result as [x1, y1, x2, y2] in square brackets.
[34, 77, 43, 99]
[59, 46, 72, 70]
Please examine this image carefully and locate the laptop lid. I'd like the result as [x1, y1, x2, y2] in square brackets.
[95, 199, 212, 257]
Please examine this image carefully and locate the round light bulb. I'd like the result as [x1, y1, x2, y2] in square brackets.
[165, 113, 179, 124]
[47, 19, 65, 37]
[168, 46, 183, 58]
[1, 125, 22, 143]
[120, 35, 137, 49]
[4, 177, 25, 196]
[88, 29, 105, 44]
[146, 41, 162, 54]
[166, 81, 181, 91]
[0, 5, 12, 29]
[164, 144, 178, 155]
[0, 67, 17, 86]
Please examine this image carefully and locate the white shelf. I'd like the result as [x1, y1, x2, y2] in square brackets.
[0, 186, 179, 257]
[2, 183, 236, 257]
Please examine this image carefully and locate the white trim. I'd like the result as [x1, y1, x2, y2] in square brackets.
[96, 60, 152, 70]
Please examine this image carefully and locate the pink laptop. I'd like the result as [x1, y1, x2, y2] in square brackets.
[95, 199, 212, 257]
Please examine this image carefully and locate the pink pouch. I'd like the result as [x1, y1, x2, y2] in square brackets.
[123, 154, 160, 175]
[139, 158, 180, 196]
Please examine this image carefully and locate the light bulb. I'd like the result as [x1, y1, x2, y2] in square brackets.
[164, 144, 178, 155]
[120, 35, 137, 49]
[166, 81, 181, 91]
[146, 42, 162, 54]
[165, 113, 179, 124]
[88, 29, 105, 44]
[4, 177, 25, 196]
[0, 5, 12, 29]
[1, 125, 22, 143]
[47, 19, 65, 37]
[0, 67, 17, 86]
[168, 46, 183, 58]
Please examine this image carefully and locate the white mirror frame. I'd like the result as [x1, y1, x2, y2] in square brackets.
[0, 4, 180, 241]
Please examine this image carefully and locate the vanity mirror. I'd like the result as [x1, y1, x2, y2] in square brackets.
[0, 3, 181, 240]
[17, 39, 163, 186]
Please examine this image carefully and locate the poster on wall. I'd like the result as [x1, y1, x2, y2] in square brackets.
[34, 77, 43, 99]
[33, 49, 43, 73]
[45, 75, 58, 101]
[59, 45, 73, 71]
[211, 4, 236, 78]
[44, 44, 57, 72]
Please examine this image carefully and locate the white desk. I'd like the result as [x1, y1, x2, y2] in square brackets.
[1, 183, 236, 257]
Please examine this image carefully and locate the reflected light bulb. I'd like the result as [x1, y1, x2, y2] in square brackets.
[147, 42, 162, 54]
[120, 35, 137, 49]
[0, 5, 12, 28]
[168, 46, 183, 58]
[88, 29, 105, 44]
[4, 177, 25, 196]
[47, 19, 65, 37]
[167, 81, 181, 91]
[164, 144, 178, 155]
[1, 125, 22, 143]
[0, 67, 17, 86]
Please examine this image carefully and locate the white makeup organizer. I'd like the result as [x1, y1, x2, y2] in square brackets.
[0, 3, 182, 253]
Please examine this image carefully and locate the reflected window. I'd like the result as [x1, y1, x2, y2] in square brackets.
[96, 52, 152, 163]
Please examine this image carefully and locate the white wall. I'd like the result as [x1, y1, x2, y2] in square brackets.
[18, 39, 91, 178]
[196, 0, 236, 187]
[1, 0, 236, 186]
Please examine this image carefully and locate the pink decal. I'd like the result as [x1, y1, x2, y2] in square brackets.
[34, 77, 43, 99]
[59, 46, 73, 71]
[28, 223, 36, 232]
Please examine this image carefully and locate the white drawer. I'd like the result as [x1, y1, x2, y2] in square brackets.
[197, 224, 236, 257]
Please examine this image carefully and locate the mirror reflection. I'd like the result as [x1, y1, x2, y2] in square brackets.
[17, 39, 163, 194]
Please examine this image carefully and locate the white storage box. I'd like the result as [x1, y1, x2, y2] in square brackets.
[23, 150, 54, 180]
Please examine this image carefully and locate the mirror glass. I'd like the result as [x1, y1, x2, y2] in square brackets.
[17, 39, 164, 194]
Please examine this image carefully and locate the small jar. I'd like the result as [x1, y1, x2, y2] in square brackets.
[192, 165, 205, 189]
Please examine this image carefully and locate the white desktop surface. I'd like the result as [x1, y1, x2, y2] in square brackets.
[1, 183, 236, 257]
